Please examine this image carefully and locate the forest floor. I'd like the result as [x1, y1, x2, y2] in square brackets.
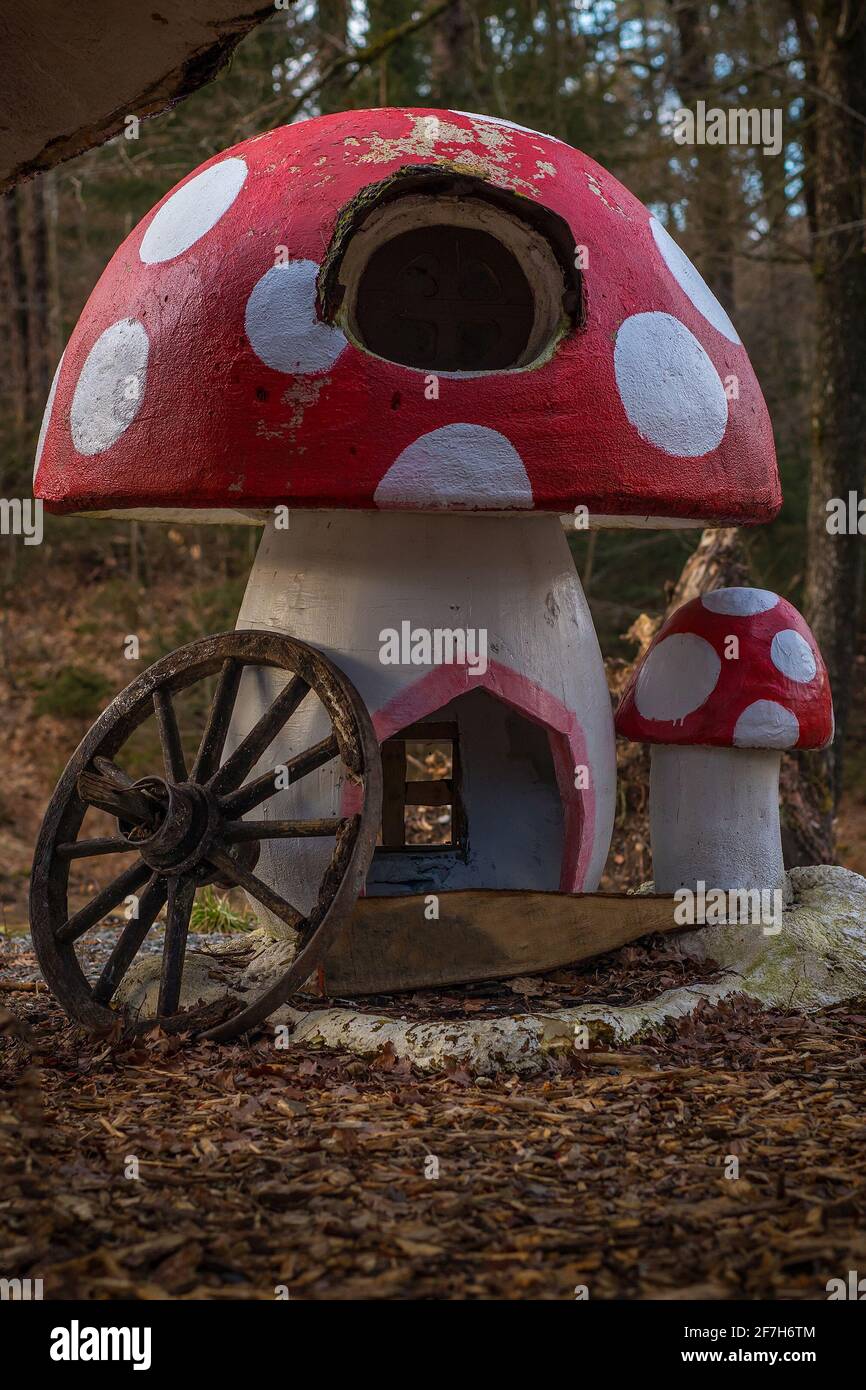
[3, 971, 865, 1300]
[2, 552, 865, 1299]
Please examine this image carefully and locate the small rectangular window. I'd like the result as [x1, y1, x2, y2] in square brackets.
[377, 721, 463, 851]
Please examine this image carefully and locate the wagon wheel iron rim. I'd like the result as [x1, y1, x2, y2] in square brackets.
[29, 631, 382, 1043]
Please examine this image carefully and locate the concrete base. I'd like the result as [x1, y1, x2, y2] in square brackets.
[115, 865, 866, 1074]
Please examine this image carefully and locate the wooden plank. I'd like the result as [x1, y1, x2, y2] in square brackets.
[399, 721, 457, 741]
[404, 779, 452, 807]
[380, 739, 407, 847]
[320, 890, 684, 996]
[222, 817, 344, 841]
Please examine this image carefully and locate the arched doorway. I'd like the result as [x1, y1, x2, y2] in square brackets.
[368, 687, 566, 896]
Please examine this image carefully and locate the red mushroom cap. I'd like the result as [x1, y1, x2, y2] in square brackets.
[34, 108, 780, 523]
[615, 587, 833, 750]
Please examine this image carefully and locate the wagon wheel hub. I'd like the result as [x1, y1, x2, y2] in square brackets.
[77, 764, 258, 884]
[115, 776, 215, 876]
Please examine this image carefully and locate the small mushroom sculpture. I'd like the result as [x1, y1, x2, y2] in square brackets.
[34, 108, 783, 910]
[615, 587, 834, 894]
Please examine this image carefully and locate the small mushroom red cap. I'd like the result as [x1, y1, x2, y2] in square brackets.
[615, 587, 833, 751]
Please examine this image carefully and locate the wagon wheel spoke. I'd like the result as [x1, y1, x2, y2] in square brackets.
[221, 817, 345, 842]
[93, 875, 169, 1004]
[153, 688, 187, 784]
[57, 836, 133, 860]
[77, 765, 164, 828]
[206, 846, 305, 933]
[219, 732, 340, 818]
[157, 876, 197, 1018]
[191, 658, 243, 783]
[207, 674, 309, 796]
[56, 860, 151, 944]
[93, 755, 135, 787]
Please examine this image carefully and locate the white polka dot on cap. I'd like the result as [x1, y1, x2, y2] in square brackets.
[634, 632, 721, 722]
[771, 629, 817, 684]
[140, 158, 247, 264]
[650, 217, 741, 345]
[701, 587, 779, 617]
[374, 424, 533, 509]
[614, 312, 728, 458]
[70, 320, 149, 456]
[734, 699, 800, 749]
[245, 260, 347, 375]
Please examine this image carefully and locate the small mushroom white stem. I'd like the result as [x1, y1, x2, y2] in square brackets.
[649, 744, 784, 894]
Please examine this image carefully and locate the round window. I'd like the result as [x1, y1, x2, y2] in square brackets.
[322, 178, 581, 375]
[355, 224, 535, 371]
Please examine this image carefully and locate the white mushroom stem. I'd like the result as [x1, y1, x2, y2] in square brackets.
[649, 744, 784, 894]
[231, 510, 616, 923]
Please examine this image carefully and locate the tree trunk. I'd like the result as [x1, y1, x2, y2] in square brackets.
[25, 175, 52, 405]
[664, 527, 749, 614]
[789, 0, 818, 241]
[430, 0, 474, 108]
[2, 189, 31, 424]
[316, 0, 349, 114]
[801, 3, 866, 801]
[667, 0, 736, 307]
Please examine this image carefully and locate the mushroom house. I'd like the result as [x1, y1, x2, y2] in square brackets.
[33, 107, 828, 1040]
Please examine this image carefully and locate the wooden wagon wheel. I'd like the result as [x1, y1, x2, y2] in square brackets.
[30, 631, 382, 1043]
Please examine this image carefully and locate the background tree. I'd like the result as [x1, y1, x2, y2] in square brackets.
[795, 1, 866, 801]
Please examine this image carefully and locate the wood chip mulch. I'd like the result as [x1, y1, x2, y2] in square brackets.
[2, 963, 865, 1301]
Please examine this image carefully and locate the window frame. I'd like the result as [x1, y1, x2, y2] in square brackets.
[376, 720, 465, 854]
